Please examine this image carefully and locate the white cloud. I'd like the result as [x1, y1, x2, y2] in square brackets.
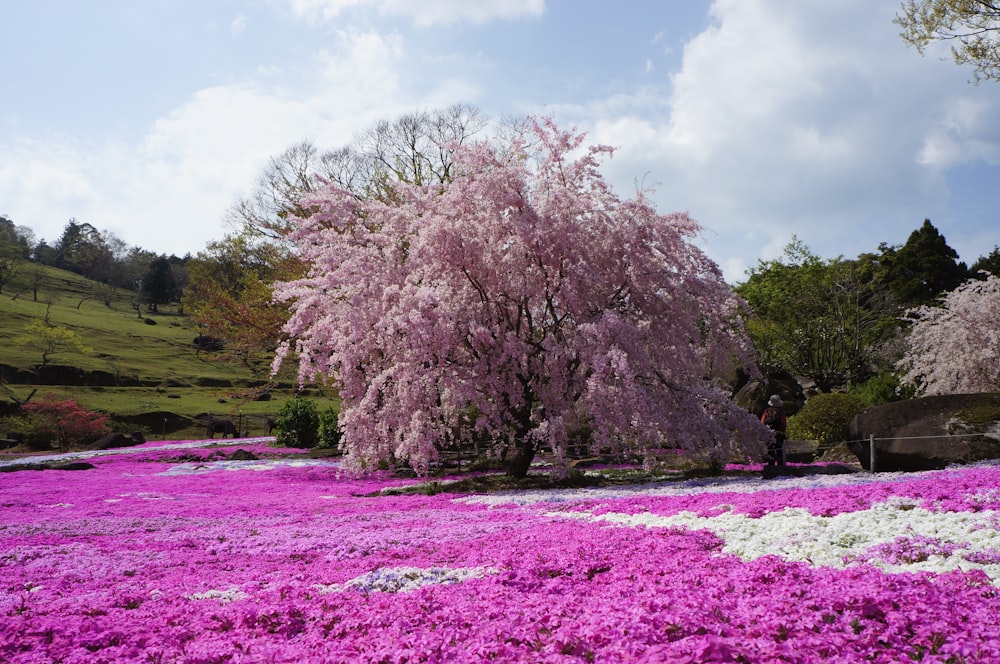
[286, 0, 544, 27]
[286, 0, 367, 24]
[379, 0, 544, 26]
[570, 0, 1000, 280]
[0, 25, 476, 256]
[0, 137, 113, 243]
[231, 14, 248, 34]
[919, 97, 1000, 169]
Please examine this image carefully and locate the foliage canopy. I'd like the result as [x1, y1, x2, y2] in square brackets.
[14, 319, 93, 369]
[880, 219, 968, 308]
[736, 239, 897, 391]
[895, 0, 1000, 83]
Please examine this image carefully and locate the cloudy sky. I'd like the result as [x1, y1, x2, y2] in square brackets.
[2, 0, 999, 282]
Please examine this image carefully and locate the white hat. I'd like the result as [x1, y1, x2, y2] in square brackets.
[768, 395, 783, 407]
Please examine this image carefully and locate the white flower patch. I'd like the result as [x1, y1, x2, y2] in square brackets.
[0, 437, 278, 468]
[968, 488, 1000, 506]
[550, 500, 1000, 581]
[316, 566, 497, 594]
[186, 587, 250, 603]
[158, 459, 340, 476]
[136, 492, 175, 501]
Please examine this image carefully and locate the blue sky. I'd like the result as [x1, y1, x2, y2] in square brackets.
[2, 0, 998, 282]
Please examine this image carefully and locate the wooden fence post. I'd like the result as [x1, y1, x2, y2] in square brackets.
[869, 433, 876, 473]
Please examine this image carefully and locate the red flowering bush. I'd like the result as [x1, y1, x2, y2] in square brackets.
[17, 394, 109, 452]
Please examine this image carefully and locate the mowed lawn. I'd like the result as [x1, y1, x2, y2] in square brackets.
[3, 441, 1000, 663]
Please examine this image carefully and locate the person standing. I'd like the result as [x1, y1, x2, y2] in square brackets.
[761, 395, 787, 466]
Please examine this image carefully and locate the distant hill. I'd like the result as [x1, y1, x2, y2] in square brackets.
[0, 261, 331, 439]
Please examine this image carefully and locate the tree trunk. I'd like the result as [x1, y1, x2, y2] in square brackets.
[506, 439, 535, 478]
[505, 383, 537, 478]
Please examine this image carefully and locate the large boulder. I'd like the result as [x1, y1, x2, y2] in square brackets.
[848, 393, 1000, 472]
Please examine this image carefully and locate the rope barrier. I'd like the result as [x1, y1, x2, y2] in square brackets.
[843, 431, 1000, 444]
[801, 431, 1000, 473]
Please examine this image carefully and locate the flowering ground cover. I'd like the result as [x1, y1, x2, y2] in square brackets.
[2, 442, 1000, 662]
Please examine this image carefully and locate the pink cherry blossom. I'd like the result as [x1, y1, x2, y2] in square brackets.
[272, 118, 766, 477]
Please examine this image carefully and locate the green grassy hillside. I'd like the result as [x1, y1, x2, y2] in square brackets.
[0, 262, 335, 440]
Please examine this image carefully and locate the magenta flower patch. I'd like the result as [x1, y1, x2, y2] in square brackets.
[3, 444, 1000, 662]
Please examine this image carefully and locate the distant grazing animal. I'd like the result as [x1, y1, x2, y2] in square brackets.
[207, 419, 238, 439]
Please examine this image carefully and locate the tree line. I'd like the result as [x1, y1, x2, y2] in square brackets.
[198, 107, 1000, 476]
[4, 105, 997, 396]
[0, 216, 187, 315]
[736, 221, 1000, 396]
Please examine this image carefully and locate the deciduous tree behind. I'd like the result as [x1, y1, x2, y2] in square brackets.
[737, 238, 906, 391]
[273, 119, 766, 477]
[183, 234, 299, 376]
[895, 0, 1000, 83]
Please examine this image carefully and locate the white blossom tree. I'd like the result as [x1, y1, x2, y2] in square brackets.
[272, 118, 767, 477]
[899, 273, 1000, 394]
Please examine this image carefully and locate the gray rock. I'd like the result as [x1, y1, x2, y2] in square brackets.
[227, 449, 259, 461]
[848, 393, 1000, 472]
[50, 461, 97, 471]
[89, 432, 144, 450]
[0, 461, 96, 472]
[785, 439, 817, 463]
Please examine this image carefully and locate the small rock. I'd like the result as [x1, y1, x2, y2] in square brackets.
[227, 449, 259, 461]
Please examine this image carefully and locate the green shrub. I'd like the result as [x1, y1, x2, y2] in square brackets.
[316, 405, 342, 449]
[849, 372, 916, 407]
[0, 414, 47, 450]
[273, 398, 320, 448]
[787, 393, 867, 447]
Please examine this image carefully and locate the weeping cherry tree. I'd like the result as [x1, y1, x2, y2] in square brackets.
[899, 273, 1000, 395]
[272, 118, 767, 477]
